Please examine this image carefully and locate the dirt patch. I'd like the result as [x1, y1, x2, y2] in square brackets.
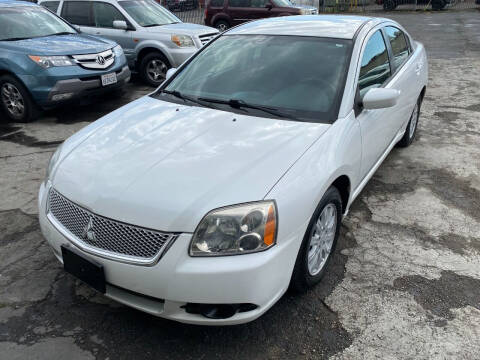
[393, 271, 480, 321]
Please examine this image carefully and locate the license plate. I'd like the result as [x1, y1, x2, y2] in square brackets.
[101, 72, 117, 87]
[61, 245, 106, 293]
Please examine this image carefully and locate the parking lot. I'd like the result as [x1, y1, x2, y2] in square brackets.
[1, 10, 480, 360]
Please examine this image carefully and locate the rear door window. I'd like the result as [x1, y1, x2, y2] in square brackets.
[229, 0, 251, 6]
[92, 2, 127, 28]
[61, 1, 93, 26]
[358, 30, 391, 96]
[384, 26, 410, 70]
[41, 1, 60, 12]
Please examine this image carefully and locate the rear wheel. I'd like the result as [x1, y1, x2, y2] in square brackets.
[432, 0, 446, 9]
[140, 52, 170, 87]
[397, 95, 422, 148]
[214, 20, 229, 32]
[0, 75, 40, 123]
[383, 0, 397, 10]
[290, 186, 342, 292]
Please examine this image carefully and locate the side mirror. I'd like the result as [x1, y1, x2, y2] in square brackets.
[113, 20, 128, 30]
[73, 25, 82, 33]
[362, 88, 400, 110]
[265, 3, 273, 9]
[166, 68, 177, 81]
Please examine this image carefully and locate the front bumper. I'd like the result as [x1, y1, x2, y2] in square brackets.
[44, 66, 131, 107]
[38, 182, 295, 325]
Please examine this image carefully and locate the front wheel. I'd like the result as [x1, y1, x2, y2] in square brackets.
[139, 52, 170, 87]
[290, 186, 342, 292]
[0, 75, 40, 123]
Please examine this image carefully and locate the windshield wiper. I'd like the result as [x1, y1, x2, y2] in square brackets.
[48, 32, 76, 36]
[1, 37, 31, 41]
[198, 97, 296, 120]
[143, 23, 165, 27]
[161, 90, 217, 109]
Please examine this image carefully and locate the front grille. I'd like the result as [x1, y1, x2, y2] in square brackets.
[198, 32, 218, 46]
[48, 188, 177, 264]
[72, 49, 115, 70]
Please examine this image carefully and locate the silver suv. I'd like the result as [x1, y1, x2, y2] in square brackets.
[40, 0, 218, 86]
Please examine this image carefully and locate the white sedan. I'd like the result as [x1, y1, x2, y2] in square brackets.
[39, 15, 428, 325]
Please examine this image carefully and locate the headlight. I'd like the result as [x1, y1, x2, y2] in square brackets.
[171, 34, 195, 48]
[45, 143, 63, 182]
[29, 55, 74, 69]
[300, 8, 308, 15]
[113, 45, 124, 56]
[190, 201, 277, 256]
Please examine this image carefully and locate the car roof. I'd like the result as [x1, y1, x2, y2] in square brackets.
[226, 15, 383, 40]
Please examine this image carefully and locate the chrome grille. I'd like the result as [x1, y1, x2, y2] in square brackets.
[47, 188, 177, 264]
[198, 32, 218, 46]
[72, 49, 115, 70]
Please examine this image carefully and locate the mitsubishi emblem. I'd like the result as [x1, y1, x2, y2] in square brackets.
[82, 217, 96, 242]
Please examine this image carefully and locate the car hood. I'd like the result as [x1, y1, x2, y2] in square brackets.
[145, 22, 218, 36]
[53, 96, 330, 232]
[2, 34, 115, 56]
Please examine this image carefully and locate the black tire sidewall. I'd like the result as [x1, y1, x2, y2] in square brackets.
[140, 52, 170, 87]
[0, 75, 38, 123]
[214, 20, 229, 31]
[291, 186, 343, 292]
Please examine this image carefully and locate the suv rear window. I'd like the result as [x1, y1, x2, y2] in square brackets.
[62, 1, 93, 26]
[41, 1, 60, 12]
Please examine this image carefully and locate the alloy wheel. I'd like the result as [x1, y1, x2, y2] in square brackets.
[1, 82, 25, 119]
[409, 102, 419, 139]
[146, 59, 168, 83]
[307, 203, 337, 276]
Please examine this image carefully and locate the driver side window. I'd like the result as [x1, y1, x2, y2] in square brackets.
[358, 30, 391, 97]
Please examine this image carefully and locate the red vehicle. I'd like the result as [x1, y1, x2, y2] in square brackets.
[204, 0, 317, 31]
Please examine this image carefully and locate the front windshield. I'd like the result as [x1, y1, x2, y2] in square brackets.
[273, 0, 293, 6]
[119, 0, 180, 27]
[0, 6, 75, 41]
[159, 35, 352, 123]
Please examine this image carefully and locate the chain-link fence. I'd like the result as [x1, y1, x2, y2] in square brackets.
[159, 0, 479, 26]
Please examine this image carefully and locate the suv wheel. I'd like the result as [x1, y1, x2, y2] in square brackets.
[140, 52, 170, 87]
[432, 0, 446, 9]
[214, 20, 229, 32]
[0, 75, 39, 122]
[383, 0, 397, 10]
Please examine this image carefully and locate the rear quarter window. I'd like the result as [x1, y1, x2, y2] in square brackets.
[41, 1, 60, 12]
[210, 0, 224, 6]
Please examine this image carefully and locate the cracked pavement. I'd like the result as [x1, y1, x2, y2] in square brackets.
[0, 11, 479, 360]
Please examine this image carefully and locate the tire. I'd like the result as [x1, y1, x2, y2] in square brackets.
[214, 20, 230, 32]
[0, 75, 40, 123]
[383, 0, 397, 10]
[139, 52, 170, 87]
[397, 95, 422, 148]
[432, 0, 446, 9]
[290, 186, 343, 292]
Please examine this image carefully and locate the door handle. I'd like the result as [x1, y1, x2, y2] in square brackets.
[415, 63, 422, 74]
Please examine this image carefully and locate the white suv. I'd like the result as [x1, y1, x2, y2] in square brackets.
[40, 0, 218, 86]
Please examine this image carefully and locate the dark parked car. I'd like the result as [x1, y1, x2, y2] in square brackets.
[204, 0, 317, 31]
[376, 0, 449, 10]
[162, 0, 198, 12]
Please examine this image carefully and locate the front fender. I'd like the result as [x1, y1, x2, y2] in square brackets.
[134, 40, 175, 67]
[265, 111, 362, 248]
